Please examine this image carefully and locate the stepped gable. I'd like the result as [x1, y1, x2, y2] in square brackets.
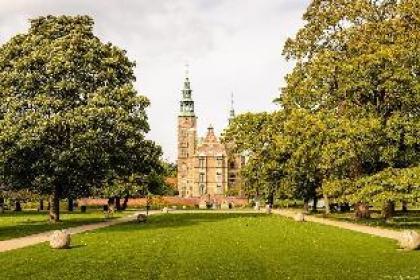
[196, 125, 227, 156]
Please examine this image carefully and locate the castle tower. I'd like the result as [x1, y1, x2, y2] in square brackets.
[177, 68, 197, 197]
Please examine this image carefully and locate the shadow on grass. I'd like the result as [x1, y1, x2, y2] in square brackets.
[69, 244, 87, 249]
[103, 212, 266, 234]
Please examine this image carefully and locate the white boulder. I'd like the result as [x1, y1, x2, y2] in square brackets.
[162, 207, 169, 213]
[294, 213, 305, 222]
[399, 230, 420, 251]
[49, 230, 71, 249]
[265, 205, 272, 214]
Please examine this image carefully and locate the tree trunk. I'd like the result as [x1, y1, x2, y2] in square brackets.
[381, 200, 395, 219]
[107, 197, 115, 212]
[354, 202, 370, 219]
[115, 197, 122, 211]
[323, 194, 330, 215]
[68, 197, 74, 212]
[402, 201, 408, 212]
[122, 196, 129, 210]
[340, 202, 350, 212]
[303, 198, 309, 213]
[14, 200, 22, 212]
[267, 191, 274, 208]
[0, 197, 4, 213]
[311, 196, 318, 213]
[39, 199, 44, 211]
[49, 189, 60, 222]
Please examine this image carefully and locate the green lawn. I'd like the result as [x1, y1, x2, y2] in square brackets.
[0, 210, 126, 241]
[0, 213, 419, 280]
[313, 210, 420, 231]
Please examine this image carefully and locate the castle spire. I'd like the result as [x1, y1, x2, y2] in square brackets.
[179, 64, 195, 117]
[228, 92, 235, 124]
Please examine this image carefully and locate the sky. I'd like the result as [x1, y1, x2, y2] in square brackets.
[0, 0, 310, 162]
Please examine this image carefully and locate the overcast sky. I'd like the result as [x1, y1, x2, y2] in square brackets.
[0, 0, 310, 162]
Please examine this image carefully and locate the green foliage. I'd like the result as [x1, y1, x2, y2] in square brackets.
[347, 166, 420, 204]
[222, 112, 287, 201]
[225, 1, 419, 213]
[0, 16, 162, 212]
[279, 0, 420, 208]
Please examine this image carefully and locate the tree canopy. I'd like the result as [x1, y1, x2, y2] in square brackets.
[224, 0, 419, 216]
[0, 16, 162, 221]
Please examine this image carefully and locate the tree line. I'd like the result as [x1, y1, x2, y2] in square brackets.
[223, 0, 419, 218]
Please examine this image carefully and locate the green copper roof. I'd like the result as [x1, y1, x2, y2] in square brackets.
[179, 75, 195, 116]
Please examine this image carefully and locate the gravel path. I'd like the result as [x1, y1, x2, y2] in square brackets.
[0, 208, 405, 253]
[0, 211, 156, 253]
[272, 209, 403, 241]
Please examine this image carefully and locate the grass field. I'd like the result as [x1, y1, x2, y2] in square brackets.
[0, 213, 419, 280]
[0, 210, 126, 241]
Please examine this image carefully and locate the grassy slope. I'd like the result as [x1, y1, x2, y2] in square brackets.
[0, 210, 125, 241]
[0, 213, 419, 280]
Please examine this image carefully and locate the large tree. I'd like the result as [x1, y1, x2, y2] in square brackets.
[280, 0, 420, 216]
[0, 16, 162, 222]
[222, 112, 290, 204]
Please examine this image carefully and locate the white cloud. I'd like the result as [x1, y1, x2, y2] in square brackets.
[0, 0, 309, 162]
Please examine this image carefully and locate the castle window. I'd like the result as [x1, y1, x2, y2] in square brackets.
[229, 161, 235, 169]
[216, 174, 222, 183]
[199, 158, 205, 168]
[217, 157, 223, 167]
[199, 173, 205, 183]
[181, 149, 187, 158]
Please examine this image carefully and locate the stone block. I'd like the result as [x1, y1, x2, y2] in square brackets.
[399, 230, 420, 251]
[199, 202, 207, 209]
[221, 202, 230, 210]
[50, 230, 71, 249]
[294, 213, 305, 222]
[254, 202, 260, 211]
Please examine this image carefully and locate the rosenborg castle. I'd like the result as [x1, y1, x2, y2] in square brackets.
[176, 73, 245, 198]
